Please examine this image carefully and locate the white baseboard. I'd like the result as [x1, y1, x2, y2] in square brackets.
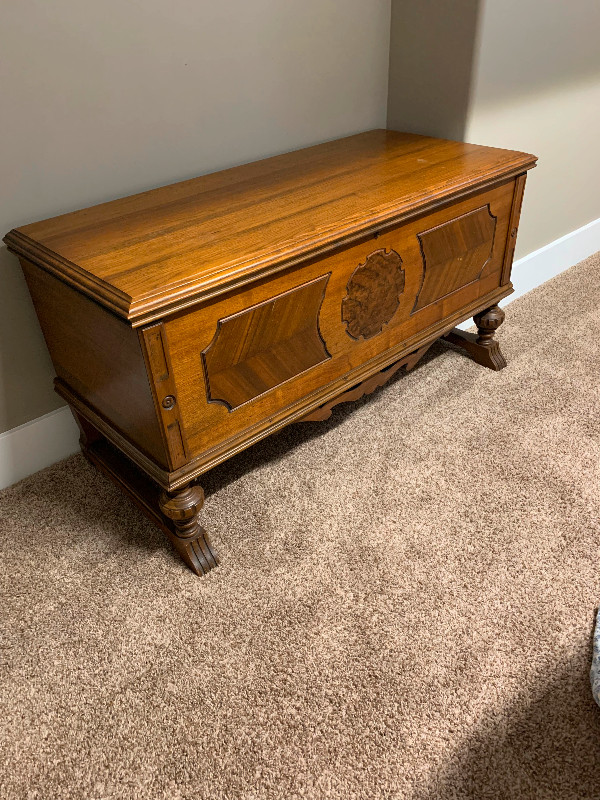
[457, 215, 600, 329]
[507, 216, 600, 304]
[1, 217, 599, 491]
[0, 407, 80, 490]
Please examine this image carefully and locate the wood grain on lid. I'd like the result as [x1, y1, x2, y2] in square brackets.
[4, 130, 536, 324]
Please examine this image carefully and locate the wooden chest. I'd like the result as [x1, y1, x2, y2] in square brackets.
[4, 130, 537, 575]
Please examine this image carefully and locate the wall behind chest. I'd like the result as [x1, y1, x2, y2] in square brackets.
[0, 0, 392, 434]
[387, 0, 600, 259]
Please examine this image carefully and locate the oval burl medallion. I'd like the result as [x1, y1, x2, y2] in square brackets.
[342, 248, 405, 340]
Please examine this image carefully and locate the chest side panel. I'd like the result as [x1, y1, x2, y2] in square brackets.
[20, 260, 168, 468]
[157, 178, 517, 467]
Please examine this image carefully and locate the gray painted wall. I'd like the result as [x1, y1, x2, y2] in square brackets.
[387, 0, 481, 141]
[387, 0, 600, 257]
[0, 0, 391, 434]
[465, 0, 600, 256]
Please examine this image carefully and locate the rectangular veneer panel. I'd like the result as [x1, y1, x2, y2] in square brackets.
[202, 275, 331, 410]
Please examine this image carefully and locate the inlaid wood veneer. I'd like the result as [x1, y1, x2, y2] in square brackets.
[414, 205, 496, 313]
[202, 275, 331, 410]
[342, 248, 405, 340]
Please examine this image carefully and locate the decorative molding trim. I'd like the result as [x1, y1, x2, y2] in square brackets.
[0, 407, 80, 490]
[299, 342, 432, 422]
[3, 150, 536, 327]
[1, 216, 598, 490]
[140, 323, 189, 470]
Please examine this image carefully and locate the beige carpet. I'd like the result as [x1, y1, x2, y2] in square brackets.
[1, 254, 600, 799]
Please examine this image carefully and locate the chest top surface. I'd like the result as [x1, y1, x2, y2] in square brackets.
[4, 129, 536, 325]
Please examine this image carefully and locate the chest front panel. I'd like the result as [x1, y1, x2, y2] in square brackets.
[145, 178, 517, 465]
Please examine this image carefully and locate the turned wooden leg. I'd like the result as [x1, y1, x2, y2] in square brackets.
[444, 304, 507, 371]
[159, 484, 219, 576]
[69, 409, 219, 576]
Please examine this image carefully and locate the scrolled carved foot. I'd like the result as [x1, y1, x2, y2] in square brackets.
[444, 304, 507, 371]
[159, 484, 219, 576]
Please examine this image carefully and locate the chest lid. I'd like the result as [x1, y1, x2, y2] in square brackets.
[4, 129, 536, 326]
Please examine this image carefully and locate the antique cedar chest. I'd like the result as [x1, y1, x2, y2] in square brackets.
[4, 130, 537, 575]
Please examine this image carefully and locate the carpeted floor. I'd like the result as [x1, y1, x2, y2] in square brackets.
[1, 254, 600, 799]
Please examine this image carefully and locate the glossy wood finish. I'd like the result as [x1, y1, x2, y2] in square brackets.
[164, 282, 515, 491]
[202, 275, 331, 410]
[140, 323, 190, 471]
[4, 130, 536, 574]
[5, 131, 535, 325]
[342, 248, 405, 339]
[502, 173, 527, 285]
[414, 204, 496, 312]
[445, 304, 507, 371]
[158, 485, 218, 576]
[20, 258, 167, 466]
[164, 178, 516, 471]
[299, 342, 432, 422]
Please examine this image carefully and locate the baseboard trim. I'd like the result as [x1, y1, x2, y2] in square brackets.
[458, 215, 600, 329]
[1, 217, 599, 490]
[0, 407, 80, 490]
[507, 216, 600, 305]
